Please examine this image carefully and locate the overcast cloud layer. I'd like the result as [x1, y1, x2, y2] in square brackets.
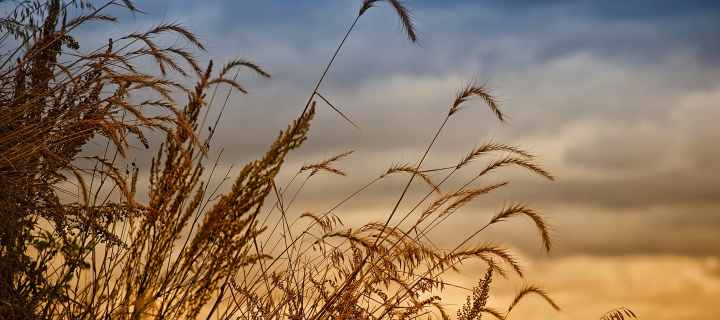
[69, 1, 720, 318]
[117, 0, 720, 255]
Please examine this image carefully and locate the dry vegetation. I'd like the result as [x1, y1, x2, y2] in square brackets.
[0, 1, 636, 319]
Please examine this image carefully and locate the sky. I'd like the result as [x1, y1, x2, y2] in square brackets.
[72, 1, 720, 319]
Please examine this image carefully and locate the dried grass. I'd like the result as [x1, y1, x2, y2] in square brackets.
[1, 1, 634, 320]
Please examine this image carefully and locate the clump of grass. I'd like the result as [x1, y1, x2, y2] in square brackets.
[202, 2, 562, 319]
[0, 1, 636, 320]
[0, 0, 213, 317]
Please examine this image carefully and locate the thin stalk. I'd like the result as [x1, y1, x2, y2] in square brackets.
[285, 15, 361, 148]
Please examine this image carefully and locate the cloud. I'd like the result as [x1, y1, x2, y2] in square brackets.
[70, 0, 720, 258]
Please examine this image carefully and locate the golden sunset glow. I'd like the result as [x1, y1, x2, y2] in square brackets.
[2, 1, 718, 320]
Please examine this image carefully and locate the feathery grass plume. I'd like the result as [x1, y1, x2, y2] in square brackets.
[218, 58, 271, 79]
[489, 203, 553, 254]
[315, 230, 374, 249]
[439, 185, 508, 218]
[300, 150, 354, 177]
[446, 244, 523, 279]
[450, 80, 503, 122]
[456, 141, 535, 170]
[478, 155, 554, 181]
[385, 162, 443, 194]
[599, 307, 637, 320]
[506, 285, 561, 314]
[359, 0, 418, 43]
[209, 58, 271, 94]
[300, 211, 343, 234]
